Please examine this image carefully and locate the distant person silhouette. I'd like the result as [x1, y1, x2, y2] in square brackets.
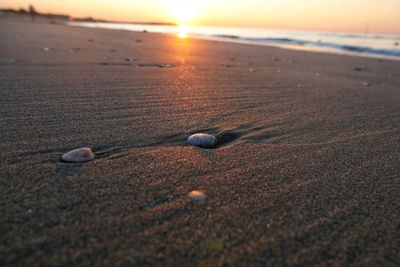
[29, 4, 36, 21]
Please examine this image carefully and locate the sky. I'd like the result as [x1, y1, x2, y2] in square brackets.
[1, 0, 400, 34]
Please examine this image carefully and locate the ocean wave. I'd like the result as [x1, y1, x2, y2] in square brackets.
[235, 36, 400, 58]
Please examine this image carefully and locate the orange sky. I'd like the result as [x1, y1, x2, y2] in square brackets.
[1, 0, 400, 34]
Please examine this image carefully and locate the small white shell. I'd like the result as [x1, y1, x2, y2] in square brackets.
[187, 133, 217, 148]
[61, 147, 94, 163]
[362, 82, 371, 86]
[188, 190, 207, 201]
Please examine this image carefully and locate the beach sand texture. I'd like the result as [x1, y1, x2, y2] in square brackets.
[1, 18, 400, 266]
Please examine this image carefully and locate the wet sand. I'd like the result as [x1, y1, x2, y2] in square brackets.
[1, 17, 400, 266]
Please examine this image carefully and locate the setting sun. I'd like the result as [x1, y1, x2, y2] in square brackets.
[168, 0, 200, 24]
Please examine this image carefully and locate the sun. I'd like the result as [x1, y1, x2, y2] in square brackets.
[168, 0, 200, 24]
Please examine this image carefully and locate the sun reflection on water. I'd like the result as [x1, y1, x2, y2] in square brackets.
[177, 24, 188, 38]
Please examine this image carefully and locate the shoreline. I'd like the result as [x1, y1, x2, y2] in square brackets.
[68, 21, 400, 62]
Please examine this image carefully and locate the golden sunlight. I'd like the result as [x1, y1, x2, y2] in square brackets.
[177, 24, 188, 38]
[168, 0, 200, 24]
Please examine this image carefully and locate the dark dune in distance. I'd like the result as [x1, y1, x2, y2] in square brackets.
[0, 8, 70, 20]
[0, 16, 400, 266]
[0, 8, 176, 26]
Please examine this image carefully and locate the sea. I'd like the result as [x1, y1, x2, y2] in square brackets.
[69, 22, 400, 60]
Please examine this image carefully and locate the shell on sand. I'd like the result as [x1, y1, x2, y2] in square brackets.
[187, 133, 217, 148]
[188, 190, 207, 201]
[61, 147, 94, 163]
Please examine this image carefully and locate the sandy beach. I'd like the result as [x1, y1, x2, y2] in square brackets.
[1, 17, 400, 266]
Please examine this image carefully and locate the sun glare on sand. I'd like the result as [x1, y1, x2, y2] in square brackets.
[168, 0, 200, 38]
